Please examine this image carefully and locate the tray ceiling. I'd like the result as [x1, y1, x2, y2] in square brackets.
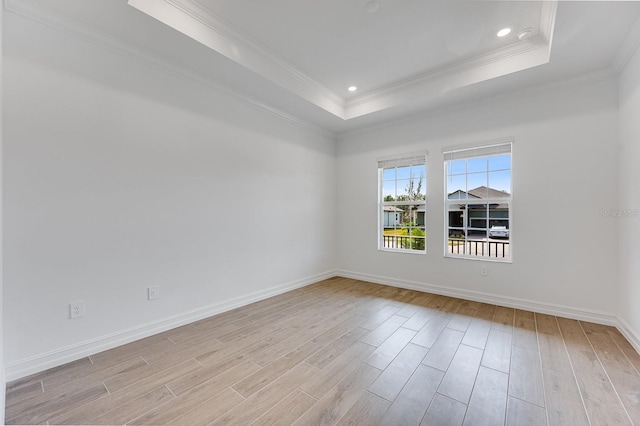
[5, 0, 640, 134]
[128, 0, 557, 120]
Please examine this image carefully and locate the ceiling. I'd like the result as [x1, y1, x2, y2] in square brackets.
[6, 0, 640, 135]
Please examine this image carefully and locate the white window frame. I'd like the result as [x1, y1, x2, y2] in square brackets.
[443, 141, 512, 262]
[378, 153, 427, 254]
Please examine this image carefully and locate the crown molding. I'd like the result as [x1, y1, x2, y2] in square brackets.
[344, 1, 557, 120]
[128, 0, 346, 118]
[6, 0, 558, 129]
[337, 67, 617, 140]
[129, 0, 558, 121]
[611, 11, 640, 76]
[4, 0, 335, 139]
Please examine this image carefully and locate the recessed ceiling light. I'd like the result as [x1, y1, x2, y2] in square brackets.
[497, 27, 512, 37]
[517, 28, 533, 40]
[348, 86, 358, 92]
[365, 1, 379, 13]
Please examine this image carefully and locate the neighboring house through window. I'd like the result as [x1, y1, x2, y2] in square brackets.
[444, 142, 512, 261]
[378, 153, 427, 253]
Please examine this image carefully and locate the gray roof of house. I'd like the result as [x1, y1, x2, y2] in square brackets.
[467, 186, 510, 198]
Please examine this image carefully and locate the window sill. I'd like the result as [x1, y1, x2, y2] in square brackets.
[379, 248, 426, 255]
[444, 254, 512, 263]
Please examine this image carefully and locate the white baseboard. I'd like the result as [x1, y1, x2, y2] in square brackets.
[6, 269, 638, 382]
[5, 270, 337, 382]
[1, 366, 5, 426]
[336, 269, 620, 326]
[616, 316, 640, 355]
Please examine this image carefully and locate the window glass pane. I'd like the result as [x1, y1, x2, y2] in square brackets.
[444, 145, 511, 261]
[418, 177, 426, 197]
[379, 156, 427, 254]
[382, 206, 401, 227]
[382, 181, 396, 200]
[467, 203, 488, 235]
[467, 157, 488, 174]
[447, 205, 465, 239]
[489, 154, 511, 171]
[488, 170, 511, 194]
[467, 173, 488, 194]
[489, 205, 509, 236]
[446, 175, 467, 198]
[383, 168, 396, 181]
[448, 160, 466, 176]
[396, 179, 411, 199]
[396, 166, 411, 179]
[411, 164, 426, 178]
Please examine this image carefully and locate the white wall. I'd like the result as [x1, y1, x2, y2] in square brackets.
[337, 79, 620, 320]
[1, 3, 6, 423]
[3, 12, 336, 378]
[618, 44, 640, 351]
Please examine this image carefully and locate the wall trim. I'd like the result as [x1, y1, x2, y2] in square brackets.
[5, 270, 638, 381]
[336, 269, 619, 326]
[4, 270, 337, 382]
[338, 68, 617, 140]
[0, 367, 5, 426]
[616, 316, 640, 356]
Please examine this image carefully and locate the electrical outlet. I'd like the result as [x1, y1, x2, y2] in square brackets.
[148, 285, 160, 300]
[480, 266, 488, 276]
[69, 301, 85, 319]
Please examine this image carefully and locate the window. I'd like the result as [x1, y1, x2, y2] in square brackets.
[378, 154, 427, 253]
[444, 142, 512, 261]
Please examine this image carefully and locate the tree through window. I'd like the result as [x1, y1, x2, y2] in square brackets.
[378, 154, 427, 253]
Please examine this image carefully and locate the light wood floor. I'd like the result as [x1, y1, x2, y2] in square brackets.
[5, 278, 640, 425]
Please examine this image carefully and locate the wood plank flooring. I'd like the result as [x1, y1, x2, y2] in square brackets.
[5, 278, 639, 425]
